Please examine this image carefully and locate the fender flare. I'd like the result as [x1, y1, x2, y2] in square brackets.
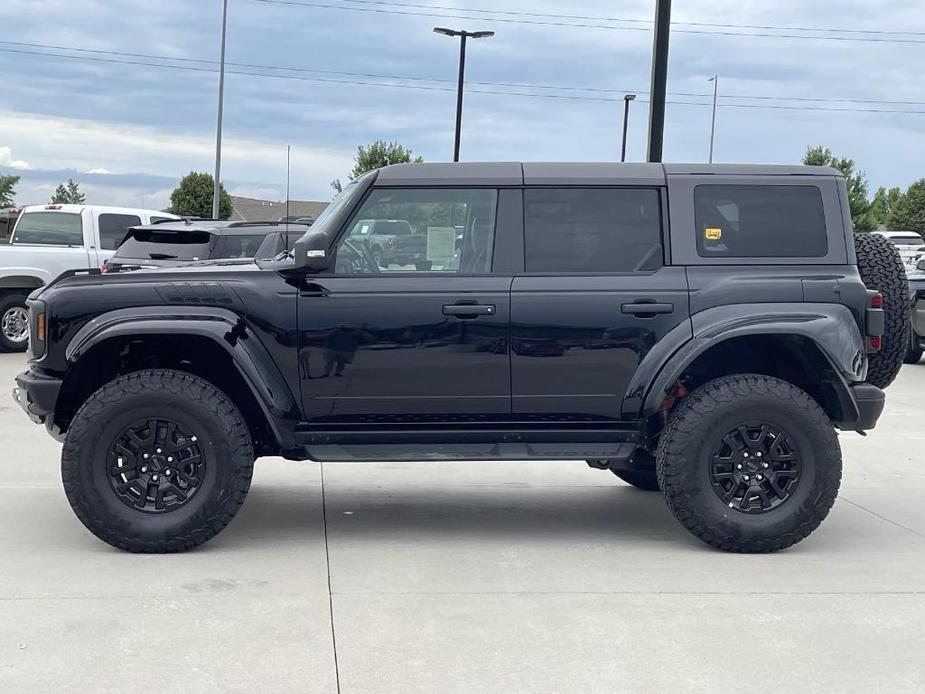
[65, 306, 300, 445]
[0, 268, 51, 289]
[623, 303, 866, 421]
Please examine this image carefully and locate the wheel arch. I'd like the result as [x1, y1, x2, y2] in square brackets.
[627, 303, 867, 427]
[57, 307, 300, 453]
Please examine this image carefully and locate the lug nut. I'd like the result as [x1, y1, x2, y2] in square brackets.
[156, 448, 162, 454]
[165, 469, 171, 476]
[756, 474, 763, 481]
[736, 464, 743, 470]
[152, 474, 158, 481]
[191, 436, 197, 442]
[167, 456, 173, 462]
[743, 452, 749, 458]
[141, 466, 147, 473]
[743, 475, 750, 481]
[756, 451, 763, 458]
[762, 462, 769, 469]
[142, 453, 149, 459]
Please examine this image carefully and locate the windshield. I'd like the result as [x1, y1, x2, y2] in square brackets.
[115, 230, 215, 260]
[304, 172, 372, 241]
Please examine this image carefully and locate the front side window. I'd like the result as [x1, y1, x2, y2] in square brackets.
[695, 185, 828, 258]
[335, 188, 498, 274]
[99, 213, 142, 250]
[12, 212, 84, 246]
[524, 188, 662, 273]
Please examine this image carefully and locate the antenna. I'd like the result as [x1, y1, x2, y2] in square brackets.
[285, 145, 291, 251]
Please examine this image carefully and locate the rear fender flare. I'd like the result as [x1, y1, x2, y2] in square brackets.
[625, 303, 866, 420]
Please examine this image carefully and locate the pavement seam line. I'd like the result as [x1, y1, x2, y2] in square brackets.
[840, 495, 925, 539]
[320, 460, 343, 694]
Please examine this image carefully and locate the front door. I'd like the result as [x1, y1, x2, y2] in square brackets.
[511, 187, 690, 421]
[298, 186, 512, 426]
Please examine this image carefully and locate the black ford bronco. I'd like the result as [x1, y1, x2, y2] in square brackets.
[12, 163, 910, 553]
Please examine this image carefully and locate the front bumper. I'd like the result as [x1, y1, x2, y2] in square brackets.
[12, 369, 63, 436]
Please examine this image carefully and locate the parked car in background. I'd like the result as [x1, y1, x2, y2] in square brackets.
[907, 257, 925, 364]
[0, 204, 177, 351]
[104, 220, 311, 273]
[348, 218, 431, 269]
[0, 207, 21, 244]
[279, 215, 315, 225]
[874, 230, 925, 267]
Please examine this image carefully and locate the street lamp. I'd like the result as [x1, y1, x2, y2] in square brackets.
[434, 27, 495, 162]
[212, 0, 229, 220]
[621, 94, 636, 162]
[708, 75, 718, 163]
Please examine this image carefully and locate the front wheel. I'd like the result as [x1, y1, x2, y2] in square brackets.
[656, 374, 841, 553]
[0, 294, 30, 352]
[62, 369, 255, 552]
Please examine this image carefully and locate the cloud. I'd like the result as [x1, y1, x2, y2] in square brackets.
[84, 167, 111, 174]
[0, 146, 31, 170]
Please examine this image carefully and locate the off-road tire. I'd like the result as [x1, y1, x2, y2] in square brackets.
[62, 369, 254, 553]
[854, 232, 909, 388]
[656, 374, 841, 553]
[0, 293, 29, 353]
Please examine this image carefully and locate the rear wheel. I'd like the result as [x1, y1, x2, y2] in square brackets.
[656, 374, 841, 553]
[62, 369, 254, 553]
[854, 232, 909, 387]
[0, 294, 29, 353]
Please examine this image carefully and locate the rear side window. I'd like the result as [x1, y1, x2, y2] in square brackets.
[12, 212, 83, 246]
[212, 234, 267, 258]
[115, 230, 214, 260]
[524, 188, 662, 273]
[695, 185, 828, 258]
[99, 213, 142, 250]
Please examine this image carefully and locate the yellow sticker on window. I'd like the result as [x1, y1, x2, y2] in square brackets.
[704, 227, 723, 241]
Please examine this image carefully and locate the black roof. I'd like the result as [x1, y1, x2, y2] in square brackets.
[130, 220, 311, 236]
[373, 162, 841, 186]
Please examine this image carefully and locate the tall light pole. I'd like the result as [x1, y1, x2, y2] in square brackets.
[646, 0, 672, 162]
[434, 27, 494, 162]
[212, 0, 229, 219]
[621, 94, 636, 162]
[708, 75, 718, 163]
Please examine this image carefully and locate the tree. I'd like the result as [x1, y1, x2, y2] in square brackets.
[50, 178, 86, 205]
[168, 172, 233, 219]
[889, 179, 925, 235]
[867, 186, 903, 229]
[0, 174, 19, 207]
[802, 145, 874, 231]
[332, 140, 423, 193]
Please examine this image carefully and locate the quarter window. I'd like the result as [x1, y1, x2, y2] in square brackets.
[12, 212, 84, 246]
[98, 213, 142, 250]
[336, 188, 498, 274]
[694, 185, 828, 258]
[524, 188, 663, 273]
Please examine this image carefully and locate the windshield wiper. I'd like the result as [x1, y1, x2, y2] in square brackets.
[148, 253, 179, 260]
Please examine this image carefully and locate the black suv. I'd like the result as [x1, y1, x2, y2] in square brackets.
[13, 163, 909, 554]
[104, 220, 310, 272]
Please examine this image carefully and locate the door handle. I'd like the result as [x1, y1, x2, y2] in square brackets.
[443, 303, 496, 318]
[621, 301, 674, 316]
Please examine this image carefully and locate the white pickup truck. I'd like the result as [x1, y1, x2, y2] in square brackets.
[0, 203, 177, 351]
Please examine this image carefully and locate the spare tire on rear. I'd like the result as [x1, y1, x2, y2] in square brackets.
[854, 232, 910, 388]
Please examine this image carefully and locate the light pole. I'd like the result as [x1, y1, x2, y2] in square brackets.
[708, 75, 718, 163]
[646, 0, 672, 162]
[621, 94, 636, 162]
[212, 0, 229, 220]
[434, 27, 494, 162]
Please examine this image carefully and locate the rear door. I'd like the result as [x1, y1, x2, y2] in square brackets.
[94, 212, 143, 265]
[511, 186, 690, 421]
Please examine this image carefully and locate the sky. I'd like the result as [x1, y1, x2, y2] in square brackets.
[1, 0, 924, 210]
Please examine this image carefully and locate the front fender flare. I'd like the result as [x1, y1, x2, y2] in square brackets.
[624, 303, 866, 420]
[66, 306, 300, 443]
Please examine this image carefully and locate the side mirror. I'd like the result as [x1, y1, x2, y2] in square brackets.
[917, 258, 925, 271]
[293, 230, 330, 272]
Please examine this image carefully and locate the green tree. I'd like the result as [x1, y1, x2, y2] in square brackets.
[50, 178, 86, 205]
[168, 172, 233, 219]
[867, 186, 903, 229]
[0, 174, 19, 207]
[332, 140, 423, 193]
[802, 145, 874, 231]
[889, 179, 925, 235]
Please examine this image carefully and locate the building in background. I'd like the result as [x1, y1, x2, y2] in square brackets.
[230, 196, 328, 223]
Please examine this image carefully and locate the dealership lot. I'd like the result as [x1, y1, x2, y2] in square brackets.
[1, 350, 924, 693]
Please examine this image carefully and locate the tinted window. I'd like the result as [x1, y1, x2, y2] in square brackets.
[337, 188, 498, 274]
[12, 212, 83, 246]
[99, 213, 142, 250]
[213, 234, 267, 259]
[695, 185, 828, 258]
[524, 188, 662, 273]
[114, 230, 214, 260]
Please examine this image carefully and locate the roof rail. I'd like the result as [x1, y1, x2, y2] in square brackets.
[150, 216, 208, 225]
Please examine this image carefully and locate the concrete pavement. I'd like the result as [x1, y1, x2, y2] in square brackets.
[2, 351, 924, 693]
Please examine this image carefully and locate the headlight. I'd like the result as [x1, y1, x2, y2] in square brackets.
[27, 298, 46, 359]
